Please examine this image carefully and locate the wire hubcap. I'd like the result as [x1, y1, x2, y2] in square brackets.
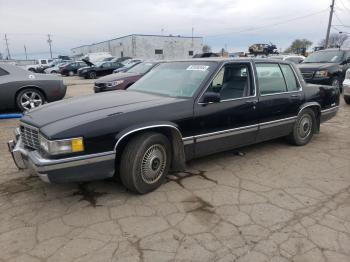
[141, 144, 166, 184]
[298, 115, 312, 138]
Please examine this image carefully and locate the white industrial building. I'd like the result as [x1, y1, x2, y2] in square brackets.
[71, 34, 203, 60]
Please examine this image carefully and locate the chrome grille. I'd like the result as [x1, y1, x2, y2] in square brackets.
[301, 72, 314, 80]
[20, 124, 40, 150]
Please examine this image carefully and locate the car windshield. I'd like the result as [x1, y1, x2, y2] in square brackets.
[94, 62, 105, 67]
[127, 62, 155, 74]
[128, 61, 216, 98]
[303, 50, 344, 63]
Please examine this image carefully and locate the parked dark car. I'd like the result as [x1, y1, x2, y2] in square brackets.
[298, 48, 350, 91]
[78, 61, 123, 79]
[0, 63, 66, 112]
[8, 59, 339, 194]
[59, 61, 87, 76]
[94, 61, 159, 93]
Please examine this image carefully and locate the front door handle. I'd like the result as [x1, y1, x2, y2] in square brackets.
[290, 94, 301, 98]
[245, 100, 258, 105]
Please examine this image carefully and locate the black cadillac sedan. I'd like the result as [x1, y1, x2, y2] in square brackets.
[8, 58, 339, 194]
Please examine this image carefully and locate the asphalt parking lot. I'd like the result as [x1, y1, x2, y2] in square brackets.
[0, 78, 350, 262]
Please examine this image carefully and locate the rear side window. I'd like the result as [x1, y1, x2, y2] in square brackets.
[280, 64, 300, 92]
[0, 67, 9, 76]
[256, 63, 287, 95]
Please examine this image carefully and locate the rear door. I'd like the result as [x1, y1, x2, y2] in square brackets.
[193, 62, 259, 157]
[255, 62, 304, 142]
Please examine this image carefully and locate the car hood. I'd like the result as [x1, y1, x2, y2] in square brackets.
[95, 72, 140, 83]
[21, 90, 179, 130]
[297, 62, 338, 71]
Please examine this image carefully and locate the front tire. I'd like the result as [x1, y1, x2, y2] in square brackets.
[89, 71, 96, 79]
[288, 108, 316, 146]
[119, 132, 171, 194]
[68, 71, 74, 76]
[344, 96, 350, 104]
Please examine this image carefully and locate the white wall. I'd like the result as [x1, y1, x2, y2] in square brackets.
[71, 35, 203, 60]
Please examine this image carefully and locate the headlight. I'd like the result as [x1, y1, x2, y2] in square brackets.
[39, 135, 84, 155]
[314, 70, 328, 78]
[107, 80, 124, 87]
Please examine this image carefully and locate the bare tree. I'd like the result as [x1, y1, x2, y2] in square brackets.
[319, 33, 349, 48]
[202, 44, 211, 53]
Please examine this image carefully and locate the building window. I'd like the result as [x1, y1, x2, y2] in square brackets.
[189, 51, 194, 56]
[121, 51, 124, 58]
[155, 49, 163, 55]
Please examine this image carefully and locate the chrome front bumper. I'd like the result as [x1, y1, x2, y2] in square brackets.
[8, 134, 116, 183]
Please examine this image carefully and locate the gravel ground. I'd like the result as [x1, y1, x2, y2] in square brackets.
[0, 78, 349, 262]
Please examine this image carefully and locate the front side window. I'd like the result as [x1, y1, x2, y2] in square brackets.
[41, 60, 47, 64]
[280, 64, 300, 92]
[0, 67, 9, 76]
[206, 63, 253, 100]
[129, 62, 215, 97]
[256, 63, 287, 95]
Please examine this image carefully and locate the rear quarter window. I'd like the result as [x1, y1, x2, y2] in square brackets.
[280, 64, 300, 92]
[0, 67, 9, 76]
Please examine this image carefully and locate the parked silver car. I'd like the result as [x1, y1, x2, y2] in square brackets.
[0, 63, 66, 112]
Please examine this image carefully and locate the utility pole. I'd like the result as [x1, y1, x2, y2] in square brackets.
[4, 34, 11, 59]
[24, 45, 28, 60]
[47, 34, 53, 58]
[191, 27, 194, 48]
[325, 0, 335, 48]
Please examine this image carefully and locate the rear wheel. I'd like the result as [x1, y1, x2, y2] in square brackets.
[119, 132, 171, 194]
[287, 108, 316, 146]
[16, 88, 45, 112]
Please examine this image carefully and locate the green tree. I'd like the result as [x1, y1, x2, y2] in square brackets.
[285, 39, 313, 54]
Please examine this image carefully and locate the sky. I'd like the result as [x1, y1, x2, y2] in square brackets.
[0, 0, 349, 59]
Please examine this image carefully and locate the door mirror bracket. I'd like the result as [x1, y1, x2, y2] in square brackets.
[202, 92, 221, 104]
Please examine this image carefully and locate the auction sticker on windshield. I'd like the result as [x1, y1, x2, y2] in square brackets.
[186, 65, 210, 71]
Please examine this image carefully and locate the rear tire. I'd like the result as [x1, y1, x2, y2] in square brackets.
[287, 108, 316, 146]
[345, 96, 350, 104]
[119, 132, 171, 194]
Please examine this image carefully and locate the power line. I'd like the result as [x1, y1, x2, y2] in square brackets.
[204, 9, 328, 38]
[338, 0, 350, 12]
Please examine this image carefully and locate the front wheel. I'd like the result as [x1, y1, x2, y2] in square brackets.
[344, 96, 350, 104]
[89, 71, 96, 79]
[287, 108, 316, 146]
[16, 88, 45, 112]
[119, 132, 171, 194]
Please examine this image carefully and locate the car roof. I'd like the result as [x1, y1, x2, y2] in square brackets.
[163, 57, 294, 64]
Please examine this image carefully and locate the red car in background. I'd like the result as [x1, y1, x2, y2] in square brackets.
[94, 61, 160, 93]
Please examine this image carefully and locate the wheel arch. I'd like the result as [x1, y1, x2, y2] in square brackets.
[298, 102, 321, 133]
[114, 123, 186, 171]
[14, 85, 47, 103]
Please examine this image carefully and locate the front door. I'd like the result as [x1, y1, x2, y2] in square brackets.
[193, 62, 259, 157]
[254, 62, 304, 142]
